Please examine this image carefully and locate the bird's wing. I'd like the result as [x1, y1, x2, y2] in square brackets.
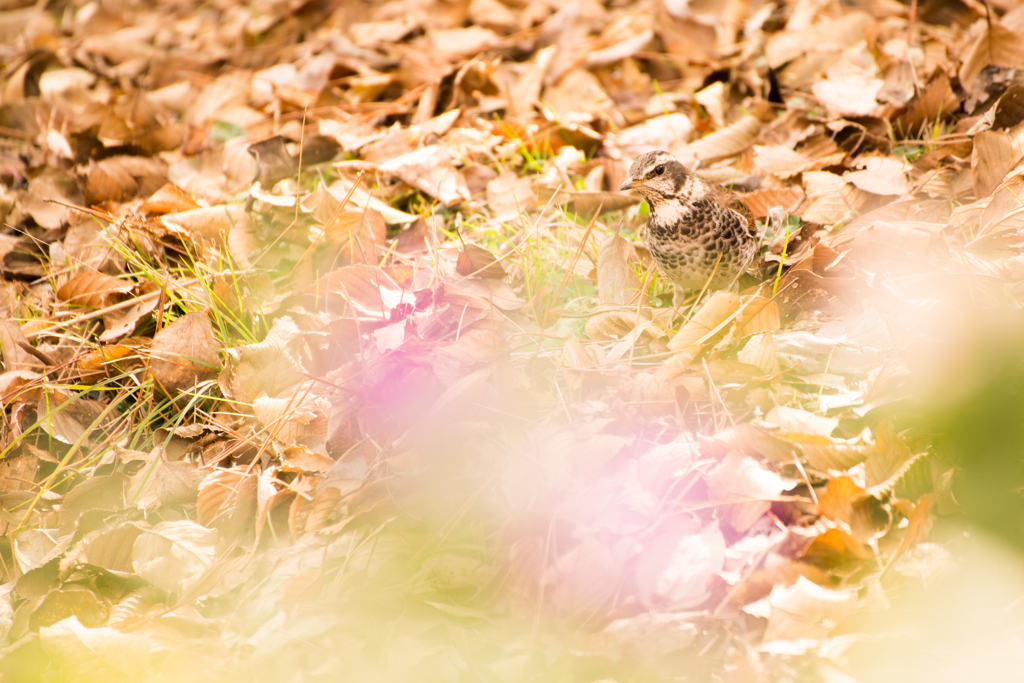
[710, 185, 757, 237]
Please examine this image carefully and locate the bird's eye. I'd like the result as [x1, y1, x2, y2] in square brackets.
[654, 164, 665, 176]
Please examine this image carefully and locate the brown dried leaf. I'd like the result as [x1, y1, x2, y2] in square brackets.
[597, 233, 641, 305]
[799, 171, 869, 225]
[139, 183, 200, 215]
[740, 186, 805, 221]
[812, 68, 883, 118]
[959, 22, 1024, 93]
[22, 169, 83, 229]
[456, 244, 505, 279]
[148, 312, 221, 398]
[280, 445, 336, 474]
[674, 115, 762, 167]
[972, 128, 1024, 199]
[508, 45, 557, 118]
[706, 453, 786, 532]
[247, 136, 296, 187]
[668, 292, 742, 352]
[378, 145, 471, 207]
[160, 204, 250, 247]
[0, 453, 38, 494]
[196, 467, 256, 535]
[57, 271, 133, 310]
[1, 318, 38, 373]
[37, 388, 113, 446]
[760, 576, 858, 644]
[486, 170, 535, 222]
[253, 392, 330, 444]
[752, 145, 815, 179]
[321, 209, 387, 267]
[83, 156, 167, 205]
[225, 316, 308, 404]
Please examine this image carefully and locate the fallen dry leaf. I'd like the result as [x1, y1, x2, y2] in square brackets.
[148, 312, 221, 398]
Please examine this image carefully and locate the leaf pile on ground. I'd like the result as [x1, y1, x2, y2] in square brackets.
[2, 0, 1024, 681]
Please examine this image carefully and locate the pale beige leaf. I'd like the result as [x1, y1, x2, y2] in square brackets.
[667, 292, 741, 352]
[767, 405, 838, 437]
[487, 170, 536, 222]
[674, 115, 761, 166]
[737, 332, 780, 375]
[799, 171, 868, 224]
[586, 305, 653, 342]
[693, 81, 727, 128]
[225, 316, 308, 404]
[40, 616, 157, 683]
[160, 204, 250, 246]
[764, 13, 873, 69]
[378, 145, 471, 207]
[127, 457, 204, 510]
[844, 168, 908, 196]
[972, 128, 1024, 199]
[852, 221, 939, 254]
[812, 69, 883, 118]
[600, 613, 698, 660]
[752, 145, 815, 179]
[197, 467, 257, 532]
[469, 0, 518, 33]
[132, 520, 216, 593]
[426, 26, 503, 57]
[508, 45, 557, 117]
[760, 576, 858, 644]
[585, 29, 654, 67]
[14, 528, 72, 574]
[607, 113, 694, 156]
[69, 523, 143, 574]
[636, 522, 725, 608]
[597, 233, 641, 305]
[99, 284, 160, 342]
[253, 392, 330, 444]
[706, 453, 785, 532]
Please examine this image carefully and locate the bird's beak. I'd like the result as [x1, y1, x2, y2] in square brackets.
[619, 178, 637, 191]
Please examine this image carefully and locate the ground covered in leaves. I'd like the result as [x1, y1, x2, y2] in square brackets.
[4, 0, 1024, 681]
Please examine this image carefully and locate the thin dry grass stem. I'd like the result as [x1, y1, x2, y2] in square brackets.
[25, 277, 205, 340]
[12, 390, 130, 531]
[543, 212, 601, 326]
[500, 182, 564, 257]
[702, 358, 735, 430]
[792, 455, 819, 506]
[685, 252, 724, 319]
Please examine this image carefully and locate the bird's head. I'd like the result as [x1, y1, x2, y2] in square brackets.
[619, 151, 690, 205]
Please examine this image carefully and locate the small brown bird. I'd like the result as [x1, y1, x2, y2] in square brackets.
[620, 151, 759, 304]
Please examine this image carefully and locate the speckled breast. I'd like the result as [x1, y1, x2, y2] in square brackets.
[645, 198, 757, 291]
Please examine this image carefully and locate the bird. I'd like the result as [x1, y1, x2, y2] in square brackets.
[619, 150, 759, 305]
